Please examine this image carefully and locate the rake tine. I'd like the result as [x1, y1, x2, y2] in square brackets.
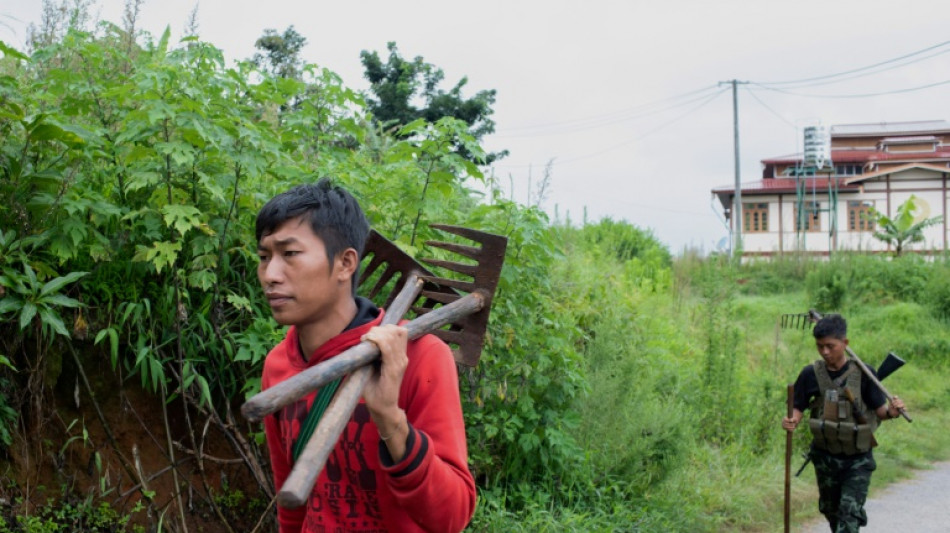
[419, 275, 475, 293]
[368, 265, 399, 300]
[422, 258, 478, 277]
[420, 290, 460, 305]
[429, 223, 493, 243]
[360, 253, 386, 283]
[425, 241, 481, 261]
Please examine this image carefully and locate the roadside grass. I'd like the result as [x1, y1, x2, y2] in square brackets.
[561, 288, 949, 533]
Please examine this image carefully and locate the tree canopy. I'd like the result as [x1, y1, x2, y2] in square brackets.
[252, 25, 307, 79]
[360, 42, 506, 163]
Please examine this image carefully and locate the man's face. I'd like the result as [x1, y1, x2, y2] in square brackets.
[256, 216, 349, 326]
[815, 335, 849, 371]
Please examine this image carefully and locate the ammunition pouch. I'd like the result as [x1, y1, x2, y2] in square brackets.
[808, 419, 874, 455]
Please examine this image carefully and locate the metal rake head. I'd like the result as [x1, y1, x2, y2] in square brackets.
[780, 312, 812, 330]
[780, 309, 825, 330]
[358, 224, 507, 367]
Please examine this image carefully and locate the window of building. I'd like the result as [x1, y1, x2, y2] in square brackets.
[848, 201, 876, 232]
[835, 164, 864, 176]
[796, 204, 822, 232]
[743, 203, 769, 233]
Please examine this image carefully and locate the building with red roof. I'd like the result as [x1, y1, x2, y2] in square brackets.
[712, 120, 950, 256]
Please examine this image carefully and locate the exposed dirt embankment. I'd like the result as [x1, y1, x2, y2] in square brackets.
[1, 345, 272, 532]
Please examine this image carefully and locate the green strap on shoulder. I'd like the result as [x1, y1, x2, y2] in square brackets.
[292, 377, 343, 462]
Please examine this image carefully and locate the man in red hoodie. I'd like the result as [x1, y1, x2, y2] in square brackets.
[255, 179, 476, 532]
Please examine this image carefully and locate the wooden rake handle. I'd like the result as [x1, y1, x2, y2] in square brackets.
[277, 285, 489, 507]
[241, 288, 489, 423]
[276, 274, 423, 508]
[845, 346, 912, 422]
[784, 384, 793, 533]
[277, 290, 490, 507]
[278, 362, 375, 507]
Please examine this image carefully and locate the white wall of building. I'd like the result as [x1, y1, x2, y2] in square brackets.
[738, 167, 949, 256]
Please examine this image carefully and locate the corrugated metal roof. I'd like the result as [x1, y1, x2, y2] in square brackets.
[880, 135, 937, 143]
[831, 120, 950, 136]
[762, 146, 950, 165]
[712, 178, 861, 195]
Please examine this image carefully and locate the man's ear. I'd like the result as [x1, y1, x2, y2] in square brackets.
[335, 248, 359, 283]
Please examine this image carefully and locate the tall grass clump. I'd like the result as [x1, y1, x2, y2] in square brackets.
[736, 254, 811, 295]
[922, 261, 950, 320]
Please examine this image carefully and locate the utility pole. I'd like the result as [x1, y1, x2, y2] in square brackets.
[720, 79, 748, 258]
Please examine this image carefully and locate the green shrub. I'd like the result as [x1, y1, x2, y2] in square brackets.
[805, 263, 847, 311]
[736, 256, 810, 295]
[0, 496, 143, 533]
[923, 265, 950, 320]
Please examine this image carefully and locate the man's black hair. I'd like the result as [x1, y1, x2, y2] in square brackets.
[813, 313, 847, 340]
[255, 179, 369, 293]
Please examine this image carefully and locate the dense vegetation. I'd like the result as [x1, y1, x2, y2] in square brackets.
[2, 8, 949, 532]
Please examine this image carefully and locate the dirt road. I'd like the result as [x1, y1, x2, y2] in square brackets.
[801, 461, 950, 532]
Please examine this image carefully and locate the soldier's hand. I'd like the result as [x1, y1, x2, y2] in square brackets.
[888, 395, 906, 418]
[782, 416, 799, 431]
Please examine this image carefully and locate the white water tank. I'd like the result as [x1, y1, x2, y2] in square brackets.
[803, 125, 831, 169]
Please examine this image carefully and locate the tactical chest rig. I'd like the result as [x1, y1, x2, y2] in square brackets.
[808, 360, 878, 455]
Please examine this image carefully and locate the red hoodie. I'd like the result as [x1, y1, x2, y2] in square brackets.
[262, 309, 476, 532]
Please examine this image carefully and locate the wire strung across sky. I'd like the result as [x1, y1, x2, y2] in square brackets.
[491, 87, 728, 169]
[754, 47, 950, 91]
[750, 78, 950, 99]
[755, 39, 950, 88]
[490, 38, 950, 171]
[742, 86, 797, 130]
[494, 84, 723, 138]
[551, 87, 728, 165]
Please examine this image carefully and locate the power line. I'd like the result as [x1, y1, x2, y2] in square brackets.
[743, 86, 797, 129]
[751, 78, 950, 99]
[758, 39, 950, 87]
[491, 87, 728, 170]
[494, 84, 722, 137]
[762, 47, 950, 90]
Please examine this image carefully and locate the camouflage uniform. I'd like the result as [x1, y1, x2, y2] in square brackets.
[810, 447, 876, 533]
[795, 359, 885, 533]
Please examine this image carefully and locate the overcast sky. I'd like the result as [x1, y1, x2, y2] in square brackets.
[3, 0, 950, 253]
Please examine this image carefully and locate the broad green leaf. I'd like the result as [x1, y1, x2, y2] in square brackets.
[150, 357, 164, 392]
[19, 302, 37, 329]
[133, 241, 182, 274]
[94, 328, 120, 368]
[38, 307, 69, 337]
[0, 98, 24, 120]
[29, 123, 84, 145]
[0, 297, 21, 314]
[197, 375, 212, 407]
[187, 270, 216, 291]
[40, 271, 88, 296]
[40, 294, 82, 308]
[0, 41, 28, 61]
[22, 264, 38, 289]
[161, 205, 202, 237]
[157, 26, 171, 55]
[226, 293, 252, 312]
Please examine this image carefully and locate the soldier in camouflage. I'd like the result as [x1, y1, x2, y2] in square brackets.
[781, 314, 905, 532]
